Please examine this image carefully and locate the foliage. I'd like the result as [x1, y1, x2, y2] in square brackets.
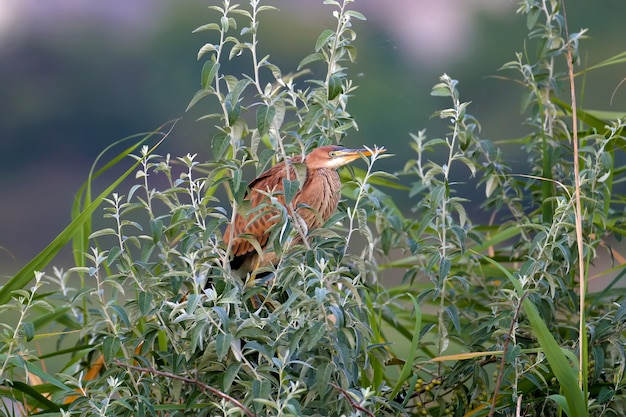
[2, 0, 626, 416]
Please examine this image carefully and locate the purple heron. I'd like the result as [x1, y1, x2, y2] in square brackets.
[225, 145, 384, 277]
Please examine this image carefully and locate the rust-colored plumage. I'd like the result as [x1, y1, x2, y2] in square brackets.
[225, 145, 382, 276]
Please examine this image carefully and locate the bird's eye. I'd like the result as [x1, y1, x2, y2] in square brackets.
[329, 151, 337, 158]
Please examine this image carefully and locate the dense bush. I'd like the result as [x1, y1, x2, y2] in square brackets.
[2, 0, 626, 416]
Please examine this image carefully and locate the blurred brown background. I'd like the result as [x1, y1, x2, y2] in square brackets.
[1, 0, 626, 278]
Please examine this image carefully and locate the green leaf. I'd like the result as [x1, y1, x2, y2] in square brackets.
[344, 44, 357, 62]
[391, 293, 422, 400]
[32, 305, 81, 331]
[256, 104, 275, 136]
[7, 356, 73, 392]
[227, 78, 250, 103]
[138, 291, 153, 316]
[22, 322, 35, 342]
[297, 52, 324, 70]
[226, 100, 241, 126]
[551, 97, 608, 132]
[102, 336, 121, 363]
[158, 329, 168, 352]
[257, 5, 278, 13]
[439, 257, 451, 281]
[597, 386, 615, 404]
[471, 225, 521, 254]
[88, 228, 117, 239]
[282, 178, 300, 205]
[547, 394, 570, 415]
[229, 42, 247, 60]
[150, 219, 164, 243]
[346, 10, 366, 21]
[328, 74, 343, 100]
[445, 305, 460, 334]
[430, 83, 450, 97]
[315, 29, 335, 51]
[252, 379, 272, 408]
[306, 322, 326, 350]
[220, 16, 229, 31]
[223, 362, 241, 392]
[201, 60, 220, 89]
[314, 362, 333, 396]
[526, 7, 541, 30]
[192, 23, 221, 33]
[340, 167, 408, 190]
[5, 380, 61, 412]
[197, 43, 217, 60]
[186, 88, 213, 112]
[212, 132, 230, 161]
[110, 305, 131, 328]
[215, 333, 232, 361]
[106, 246, 122, 265]
[523, 299, 586, 417]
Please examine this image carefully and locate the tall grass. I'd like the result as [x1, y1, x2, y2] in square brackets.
[2, 0, 626, 416]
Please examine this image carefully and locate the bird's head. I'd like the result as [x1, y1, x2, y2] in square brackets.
[304, 145, 385, 170]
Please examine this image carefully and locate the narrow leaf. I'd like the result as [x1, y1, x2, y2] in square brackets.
[315, 29, 335, 52]
[106, 246, 122, 265]
[212, 132, 229, 161]
[5, 381, 60, 411]
[138, 291, 153, 316]
[215, 333, 232, 361]
[391, 293, 422, 400]
[256, 104, 275, 136]
[282, 178, 300, 205]
[197, 43, 217, 60]
[102, 336, 121, 363]
[223, 362, 242, 391]
[22, 322, 35, 342]
[192, 23, 220, 33]
[297, 52, 324, 70]
[8, 356, 73, 392]
[201, 60, 219, 89]
[346, 10, 366, 21]
[186, 88, 213, 112]
[328, 74, 342, 100]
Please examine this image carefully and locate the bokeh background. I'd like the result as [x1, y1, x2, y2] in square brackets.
[2, 0, 626, 278]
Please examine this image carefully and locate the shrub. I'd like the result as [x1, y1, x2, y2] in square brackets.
[2, 0, 626, 416]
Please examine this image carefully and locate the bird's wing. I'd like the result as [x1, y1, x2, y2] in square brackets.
[226, 157, 302, 260]
[246, 154, 303, 192]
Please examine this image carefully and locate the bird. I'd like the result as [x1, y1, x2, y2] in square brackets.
[224, 144, 384, 278]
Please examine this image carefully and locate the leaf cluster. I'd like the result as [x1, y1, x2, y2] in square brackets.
[3, 1, 626, 417]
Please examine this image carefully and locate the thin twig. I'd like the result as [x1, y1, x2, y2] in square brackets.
[561, 0, 587, 393]
[330, 383, 376, 417]
[113, 360, 257, 417]
[488, 293, 527, 417]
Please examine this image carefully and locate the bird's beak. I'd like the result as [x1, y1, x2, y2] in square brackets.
[336, 146, 386, 162]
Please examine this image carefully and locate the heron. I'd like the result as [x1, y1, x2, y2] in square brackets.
[225, 144, 384, 277]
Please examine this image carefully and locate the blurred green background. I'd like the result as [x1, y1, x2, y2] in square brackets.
[1, 0, 625, 277]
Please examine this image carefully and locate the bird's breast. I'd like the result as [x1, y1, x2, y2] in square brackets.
[295, 168, 341, 229]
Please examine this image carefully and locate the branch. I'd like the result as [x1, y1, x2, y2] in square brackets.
[113, 360, 257, 417]
[560, 0, 587, 394]
[330, 383, 376, 417]
[488, 293, 527, 417]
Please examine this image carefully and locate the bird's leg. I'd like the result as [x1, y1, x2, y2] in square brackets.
[245, 256, 269, 311]
[245, 255, 262, 287]
[244, 257, 279, 311]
